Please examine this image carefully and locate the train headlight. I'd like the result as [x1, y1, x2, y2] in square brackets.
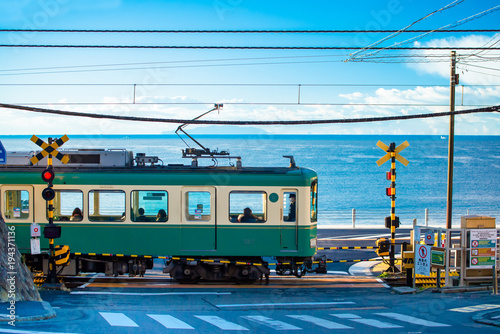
[310, 238, 317, 248]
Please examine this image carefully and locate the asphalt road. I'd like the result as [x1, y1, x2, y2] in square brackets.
[2, 228, 499, 333]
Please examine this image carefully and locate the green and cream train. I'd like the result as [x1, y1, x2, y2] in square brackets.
[1, 148, 323, 282]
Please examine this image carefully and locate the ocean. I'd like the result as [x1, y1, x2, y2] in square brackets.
[1, 134, 498, 228]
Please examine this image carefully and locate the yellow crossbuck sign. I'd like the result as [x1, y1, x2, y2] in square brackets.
[376, 140, 409, 166]
[30, 135, 70, 165]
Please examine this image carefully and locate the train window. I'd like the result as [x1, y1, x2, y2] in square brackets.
[310, 180, 318, 222]
[229, 191, 267, 223]
[185, 191, 211, 221]
[131, 191, 168, 222]
[48, 190, 83, 222]
[3, 190, 29, 220]
[282, 191, 296, 222]
[89, 190, 125, 222]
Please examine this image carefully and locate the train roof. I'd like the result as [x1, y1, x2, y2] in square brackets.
[0, 149, 317, 187]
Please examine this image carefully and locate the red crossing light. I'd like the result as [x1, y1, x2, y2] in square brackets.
[41, 169, 55, 183]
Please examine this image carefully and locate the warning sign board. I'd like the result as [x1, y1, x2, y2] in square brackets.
[470, 229, 497, 269]
[415, 244, 431, 276]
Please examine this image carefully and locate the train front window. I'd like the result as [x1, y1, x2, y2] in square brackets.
[89, 190, 125, 222]
[48, 190, 83, 222]
[229, 191, 267, 223]
[3, 190, 29, 220]
[185, 191, 211, 221]
[310, 180, 318, 222]
[131, 190, 168, 222]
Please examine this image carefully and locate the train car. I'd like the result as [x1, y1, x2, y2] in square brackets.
[0, 147, 323, 282]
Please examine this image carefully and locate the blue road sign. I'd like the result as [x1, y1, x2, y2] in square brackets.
[0, 140, 5, 164]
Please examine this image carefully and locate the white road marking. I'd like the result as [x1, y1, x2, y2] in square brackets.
[449, 304, 500, 313]
[327, 270, 350, 275]
[148, 314, 194, 330]
[72, 291, 231, 296]
[216, 301, 355, 308]
[77, 273, 100, 289]
[349, 318, 403, 329]
[99, 312, 139, 327]
[195, 315, 249, 331]
[242, 315, 302, 330]
[287, 315, 353, 329]
[331, 313, 361, 319]
[375, 277, 391, 288]
[376, 312, 451, 327]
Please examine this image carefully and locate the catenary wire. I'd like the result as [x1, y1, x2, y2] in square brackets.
[1, 45, 499, 50]
[349, 0, 465, 59]
[0, 103, 497, 125]
[1, 29, 499, 33]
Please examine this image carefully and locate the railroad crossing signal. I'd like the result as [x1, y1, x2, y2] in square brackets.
[31, 135, 69, 288]
[376, 140, 409, 274]
[376, 140, 409, 167]
[30, 135, 70, 165]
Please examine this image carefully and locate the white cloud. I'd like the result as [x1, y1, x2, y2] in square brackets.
[408, 34, 500, 85]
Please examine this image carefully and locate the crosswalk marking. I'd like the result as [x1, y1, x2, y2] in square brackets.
[195, 315, 249, 331]
[349, 318, 403, 329]
[287, 315, 353, 329]
[331, 313, 361, 319]
[242, 315, 302, 330]
[376, 312, 451, 327]
[148, 314, 194, 330]
[449, 304, 500, 313]
[97, 311, 452, 331]
[99, 312, 139, 327]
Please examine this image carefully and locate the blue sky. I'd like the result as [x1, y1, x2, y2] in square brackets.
[0, 0, 499, 135]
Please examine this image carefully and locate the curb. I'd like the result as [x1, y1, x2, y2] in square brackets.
[0, 301, 56, 322]
[472, 310, 500, 327]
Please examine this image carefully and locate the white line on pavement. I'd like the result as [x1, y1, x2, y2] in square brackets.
[195, 315, 249, 331]
[99, 312, 139, 327]
[376, 312, 451, 327]
[71, 291, 231, 296]
[287, 315, 353, 329]
[148, 314, 194, 330]
[242, 315, 302, 330]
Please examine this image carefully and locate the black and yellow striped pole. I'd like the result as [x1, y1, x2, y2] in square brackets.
[46, 148, 56, 284]
[377, 140, 409, 273]
[388, 143, 397, 272]
[31, 135, 69, 287]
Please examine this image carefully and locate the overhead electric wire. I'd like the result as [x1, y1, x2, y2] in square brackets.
[0, 103, 497, 125]
[351, 4, 500, 61]
[5, 102, 493, 107]
[0, 45, 498, 50]
[3, 82, 498, 87]
[1, 29, 499, 33]
[349, 0, 465, 60]
[0, 54, 349, 73]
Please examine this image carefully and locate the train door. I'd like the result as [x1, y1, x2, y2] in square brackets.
[1, 186, 34, 222]
[180, 187, 216, 251]
[280, 189, 298, 251]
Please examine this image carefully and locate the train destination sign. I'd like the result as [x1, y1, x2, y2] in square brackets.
[470, 229, 497, 269]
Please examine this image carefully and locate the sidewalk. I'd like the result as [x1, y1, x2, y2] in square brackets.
[0, 301, 56, 322]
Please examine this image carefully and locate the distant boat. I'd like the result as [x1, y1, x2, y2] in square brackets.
[441, 136, 446, 139]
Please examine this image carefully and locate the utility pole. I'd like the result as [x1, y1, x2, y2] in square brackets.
[446, 51, 458, 230]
